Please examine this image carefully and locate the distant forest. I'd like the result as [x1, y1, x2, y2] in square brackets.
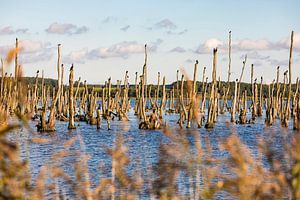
[2, 76, 297, 98]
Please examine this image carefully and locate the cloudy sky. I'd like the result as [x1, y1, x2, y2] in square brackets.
[0, 0, 299, 84]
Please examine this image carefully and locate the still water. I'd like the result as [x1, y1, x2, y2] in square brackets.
[8, 100, 297, 199]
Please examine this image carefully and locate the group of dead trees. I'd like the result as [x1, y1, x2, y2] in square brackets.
[1, 31, 299, 132]
[34, 44, 131, 131]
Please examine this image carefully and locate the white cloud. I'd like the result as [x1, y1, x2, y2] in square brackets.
[195, 38, 224, 54]
[63, 48, 89, 64]
[20, 40, 54, 63]
[45, 22, 88, 35]
[63, 40, 162, 63]
[275, 32, 300, 51]
[194, 32, 300, 54]
[19, 40, 51, 53]
[88, 41, 146, 59]
[0, 26, 15, 35]
[20, 50, 54, 64]
[0, 40, 54, 64]
[0, 26, 28, 35]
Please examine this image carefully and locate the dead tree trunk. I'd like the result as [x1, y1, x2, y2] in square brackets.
[205, 48, 218, 128]
[282, 31, 294, 127]
[57, 44, 61, 116]
[187, 60, 198, 128]
[251, 64, 257, 120]
[68, 65, 76, 129]
[1, 58, 4, 97]
[258, 77, 263, 117]
[237, 55, 247, 113]
[14, 38, 19, 84]
[231, 79, 238, 123]
[224, 31, 232, 112]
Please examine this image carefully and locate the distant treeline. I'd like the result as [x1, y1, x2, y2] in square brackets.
[3, 76, 297, 98]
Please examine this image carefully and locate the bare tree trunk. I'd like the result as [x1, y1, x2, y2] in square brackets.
[224, 31, 232, 111]
[56, 44, 62, 117]
[176, 70, 180, 112]
[237, 55, 247, 113]
[231, 79, 238, 122]
[68, 65, 76, 129]
[187, 60, 198, 128]
[258, 77, 263, 117]
[156, 72, 160, 109]
[239, 90, 247, 124]
[1, 59, 4, 97]
[282, 31, 294, 127]
[205, 49, 217, 128]
[14, 38, 19, 84]
[273, 66, 280, 119]
[179, 74, 187, 128]
[251, 64, 257, 120]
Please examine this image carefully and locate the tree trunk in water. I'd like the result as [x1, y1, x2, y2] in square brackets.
[282, 31, 294, 127]
[68, 65, 76, 129]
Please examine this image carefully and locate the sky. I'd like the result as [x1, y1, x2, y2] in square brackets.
[0, 0, 299, 84]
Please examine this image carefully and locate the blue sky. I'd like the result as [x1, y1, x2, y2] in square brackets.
[0, 0, 299, 84]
